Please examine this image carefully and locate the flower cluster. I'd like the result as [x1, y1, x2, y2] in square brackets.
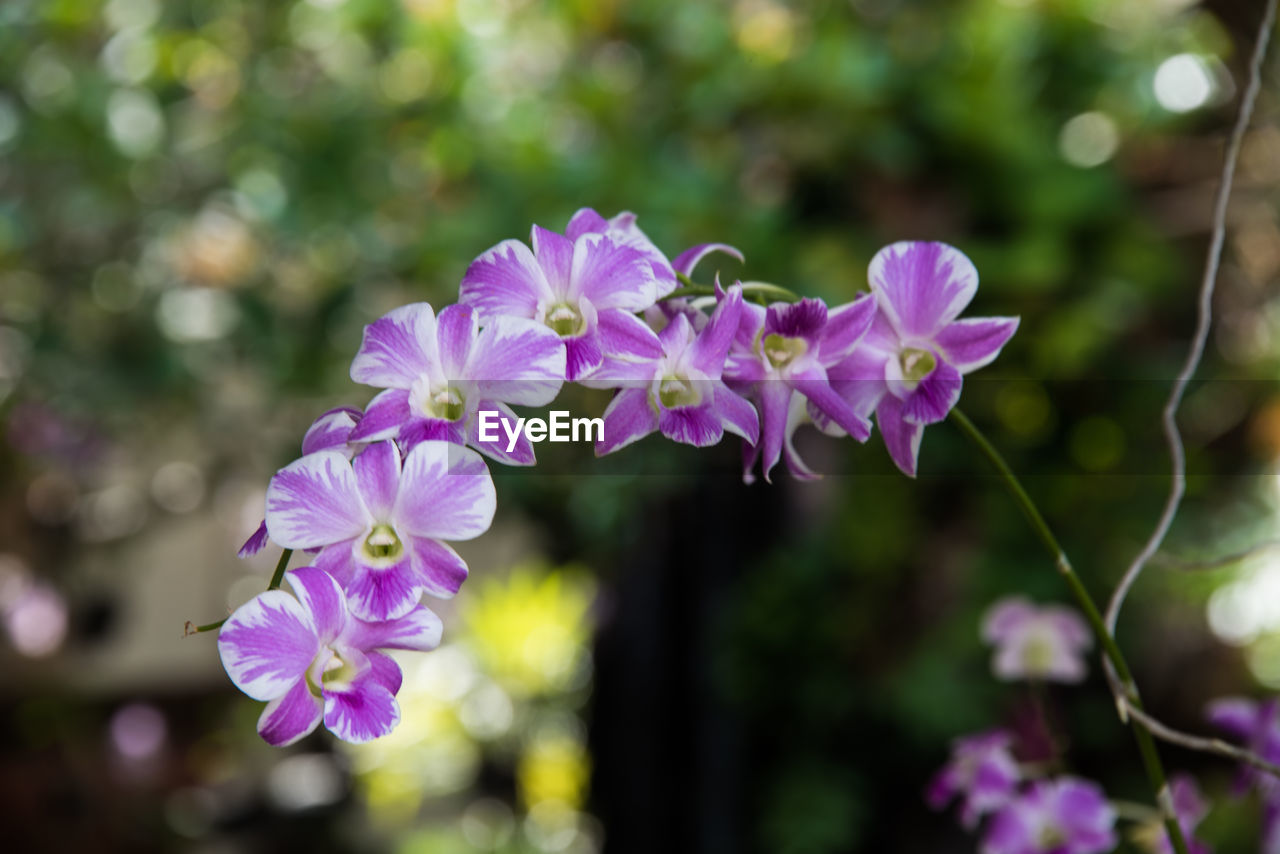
[929, 596, 1212, 854]
[216, 210, 1019, 746]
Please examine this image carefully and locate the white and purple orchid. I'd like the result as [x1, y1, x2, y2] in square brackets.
[981, 597, 1092, 684]
[264, 440, 495, 622]
[927, 729, 1022, 830]
[591, 283, 759, 454]
[724, 294, 877, 483]
[349, 302, 565, 465]
[217, 566, 442, 745]
[460, 224, 663, 382]
[829, 241, 1019, 476]
[981, 778, 1117, 854]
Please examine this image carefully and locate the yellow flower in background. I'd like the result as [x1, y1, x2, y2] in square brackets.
[518, 733, 591, 811]
[460, 565, 596, 698]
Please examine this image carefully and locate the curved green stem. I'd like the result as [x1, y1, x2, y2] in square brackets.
[184, 548, 294, 636]
[666, 274, 801, 304]
[948, 408, 1189, 854]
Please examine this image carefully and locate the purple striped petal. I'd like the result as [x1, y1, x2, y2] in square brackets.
[348, 604, 443, 652]
[741, 438, 761, 485]
[764, 298, 827, 346]
[350, 302, 440, 388]
[564, 330, 604, 381]
[901, 359, 963, 426]
[597, 308, 662, 362]
[398, 416, 467, 453]
[460, 238, 554, 321]
[754, 381, 793, 483]
[469, 400, 537, 466]
[349, 388, 411, 443]
[869, 241, 978, 339]
[817, 294, 876, 365]
[689, 285, 743, 377]
[596, 387, 658, 456]
[266, 451, 370, 549]
[532, 225, 575, 292]
[569, 234, 657, 312]
[466, 316, 566, 405]
[934, 316, 1020, 373]
[876, 394, 924, 478]
[218, 590, 319, 701]
[352, 441, 401, 521]
[238, 520, 269, 558]
[323, 676, 400, 743]
[302, 407, 362, 456]
[566, 210, 677, 293]
[393, 441, 496, 541]
[345, 561, 422, 621]
[435, 304, 478, 377]
[659, 403, 724, 447]
[672, 243, 744, 278]
[410, 537, 470, 598]
[366, 651, 403, 695]
[257, 678, 323, 746]
[790, 366, 872, 441]
[286, 567, 347, 644]
[714, 382, 759, 443]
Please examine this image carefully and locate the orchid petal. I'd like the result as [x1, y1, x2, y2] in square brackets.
[286, 567, 347, 644]
[302, 407, 362, 456]
[671, 242, 744, 278]
[393, 441, 496, 541]
[350, 302, 440, 388]
[714, 382, 759, 443]
[348, 604, 443, 652]
[344, 561, 422, 621]
[934, 316, 1020, 373]
[817, 293, 876, 364]
[435, 304, 478, 378]
[352, 440, 401, 521]
[659, 403, 724, 447]
[218, 590, 318, 701]
[869, 241, 978, 339]
[468, 400, 537, 466]
[257, 678, 323, 746]
[569, 233, 656, 312]
[596, 387, 659, 456]
[531, 225, 575, 292]
[689, 284, 743, 377]
[323, 676, 400, 743]
[349, 388, 411, 443]
[410, 537, 470, 598]
[901, 358, 963, 425]
[466, 316, 566, 405]
[460, 238, 554, 321]
[265, 451, 370, 550]
[876, 394, 924, 478]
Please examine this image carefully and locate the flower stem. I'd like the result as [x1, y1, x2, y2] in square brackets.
[948, 408, 1190, 854]
[183, 548, 294, 637]
[667, 273, 801, 303]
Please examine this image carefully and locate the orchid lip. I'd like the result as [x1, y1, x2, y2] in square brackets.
[544, 301, 586, 337]
[898, 347, 937, 389]
[359, 523, 405, 567]
[762, 333, 808, 370]
[306, 646, 358, 696]
[658, 375, 702, 409]
[425, 385, 465, 421]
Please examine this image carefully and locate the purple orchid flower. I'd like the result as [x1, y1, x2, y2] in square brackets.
[828, 241, 1019, 477]
[238, 406, 365, 558]
[264, 440, 496, 622]
[348, 302, 565, 465]
[981, 596, 1092, 684]
[982, 778, 1117, 854]
[724, 294, 877, 483]
[927, 729, 1022, 829]
[218, 567, 442, 745]
[459, 224, 663, 381]
[591, 283, 759, 454]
